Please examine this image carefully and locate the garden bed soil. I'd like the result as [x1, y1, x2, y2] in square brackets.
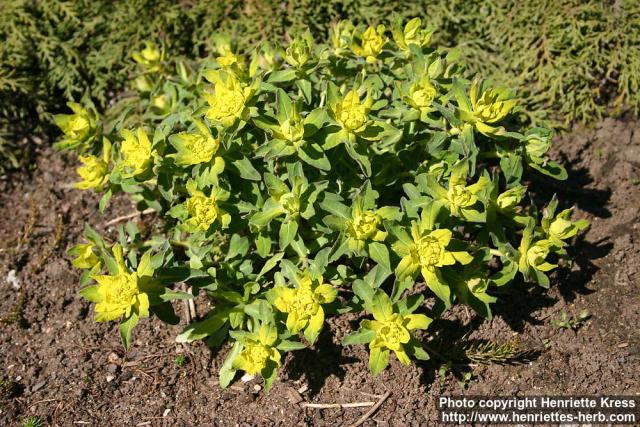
[0, 117, 638, 426]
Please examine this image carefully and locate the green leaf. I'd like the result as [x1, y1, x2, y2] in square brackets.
[79, 285, 101, 303]
[279, 221, 298, 249]
[303, 108, 327, 135]
[299, 144, 331, 170]
[342, 328, 376, 345]
[219, 341, 242, 388]
[150, 302, 180, 325]
[267, 69, 297, 83]
[368, 242, 391, 271]
[370, 291, 394, 319]
[425, 274, 452, 307]
[227, 234, 250, 259]
[500, 153, 523, 186]
[157, 288, 193, 302]
[276, 88, 293, 122]
[364, 265, 392, 288]
[276, 340, 307, 351]
[120, 312, 139, 349]
[297, 79, 312, 103]
[256, 233, 272, 258]
[352, 280, 375, 304]
[452, 77, 472, 111]
[528, 159, 568, 180]
[99, 189, 112, 213]
[344, 142, 372, 176]
[155, 267, 209, 284]
[136, 251, 154, 277]
[320, 193, 350, 219]
[257, 252, 284, 278]
[261, 359, 279, 392]
[369, 347, 390, 376]
[231, 157, 262, 181]
[176, 311, 229, 343]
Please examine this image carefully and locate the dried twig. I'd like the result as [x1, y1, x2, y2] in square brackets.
[349, 391, 391, 427]
[187, 286, 197, 320]
[182, 283, 192, 324]
[28, 398, 59, 408]
[105, 208, 155, 226]
[301, 402, 375, 409]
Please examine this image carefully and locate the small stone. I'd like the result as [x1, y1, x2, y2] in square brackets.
[6, 270, 20, 290]
[285, 387, 303, 404]
[107, 352, 121, 364]
[240, 373, 255, 383]
[106, 375, 115, 383]
[252, 384, 262, 392]
[31, 381, 46, 392]
[163, 408, 171, 417]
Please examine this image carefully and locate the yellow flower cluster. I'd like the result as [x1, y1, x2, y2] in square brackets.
[204, 71, 256, 128]
[331, 90, 373, 135]
[75, 139, 111, 191]
[352, 25, 387, 63]
[91, 245, 150, 322]
[271, 273, 336, 339]
[120, 128, 153, 177]
[232, 325, 281, 376]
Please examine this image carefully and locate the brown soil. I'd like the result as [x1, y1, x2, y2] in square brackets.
[0, 118, 638, 426]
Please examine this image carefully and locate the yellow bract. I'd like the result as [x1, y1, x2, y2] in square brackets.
[232, 325, 281, 375]
[352, 25, 386, 63]
[272, 275, 337, 334]
[75, 139, 111, 190]
[405, 76, 437, 112]
[71, 243, 100, 270]
[447, 179, 480, 217]
[497, 186, 526, 210]
[332, 90, 373, 134]
[548, 209, 588, 246]
[185, 189, 228, 232]
[393, 18, 433, 51]
[170, 120, 220, 166]
[284, 33, 313, 68]
[369, 314, 410, 356]
[468, 80, 516, 135]
[549, 217, 574, 239]
[234, 343, 278, 375]
[204, 71, 255, 128]
[76, 156, 108, 190]
[524, 239, 556, 272]
[363, 295, 431, 366]
[217, 51, 242, 69]
[93, 245, 150, 322]
[525, 135, 551, 159]
[395, 224, 473, 284]
[278, 192, 301, 217]
[274, 104, 305, 144]
[132, 41, 163, 73]
[346, 209, 386, 244]
[329, 20, 355, 56]
[53, 102, 96, 149]
[120, 128, 153, 177]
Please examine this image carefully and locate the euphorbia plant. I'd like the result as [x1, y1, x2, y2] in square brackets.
[60, 20, 587, 391]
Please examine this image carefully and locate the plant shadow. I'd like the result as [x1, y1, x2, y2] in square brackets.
[283, 325, 358, 397]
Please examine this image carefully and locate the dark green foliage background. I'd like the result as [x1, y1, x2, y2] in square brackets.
[1, 0, 638, 172]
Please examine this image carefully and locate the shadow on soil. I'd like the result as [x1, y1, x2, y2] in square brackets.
[284, 327, 359, 396]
